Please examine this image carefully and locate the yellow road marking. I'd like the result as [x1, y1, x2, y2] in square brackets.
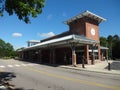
[23, 66, 120, 90]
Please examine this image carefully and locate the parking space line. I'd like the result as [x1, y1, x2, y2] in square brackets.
[0, 65, 5, 68]
[15, 64, 20, 67]
[0, 63, 37, 69]
[8, 65, 13, 68]
[21, 64, 27, 66]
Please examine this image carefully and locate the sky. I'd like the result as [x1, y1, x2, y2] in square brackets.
[0, 0, 120, 49]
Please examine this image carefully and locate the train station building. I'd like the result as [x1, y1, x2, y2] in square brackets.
[18, 11, 107, 66]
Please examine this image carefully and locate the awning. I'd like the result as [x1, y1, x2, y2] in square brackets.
[100, 46, 109, 50]
[20, 34, 99, 51]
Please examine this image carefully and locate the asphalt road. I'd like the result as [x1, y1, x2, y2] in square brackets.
[0, 59, 120, 90]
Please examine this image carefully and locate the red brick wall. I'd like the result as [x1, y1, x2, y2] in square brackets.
[85, 22, 99, 41]
[69, 18, 85, 35]
[68, 17, 101, 61]
[85, 21, 100, 60]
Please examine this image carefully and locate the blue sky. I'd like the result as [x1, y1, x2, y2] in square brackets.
[0, 0, 120, 49]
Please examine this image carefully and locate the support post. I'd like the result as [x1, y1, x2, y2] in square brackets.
[50, 47, 56, 64]
[21, 51, 24, 60]
[50, 49, 52, 64]
[20, 52, 22, 59]
[91, 45, 95, 65]
[39, 50, 42, 63]
[52, 49, 56, 64]
[71, 45, 76, 66]
[85, 45, 89, 64]
[82, 55, 85, 68]
[108, 62, 111, 71]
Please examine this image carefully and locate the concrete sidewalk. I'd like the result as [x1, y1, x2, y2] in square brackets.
[60, 60, 120, 75]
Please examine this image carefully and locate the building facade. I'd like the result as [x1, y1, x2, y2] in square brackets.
[18, 11, 106, 66]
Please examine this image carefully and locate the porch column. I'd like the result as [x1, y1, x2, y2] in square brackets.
[91, 45, 95, 65]
[98, 44, 101, 60]
[71, 45, 76, 66]
[50, 48, 56, 64]
[39, 50, 42, 63]
[101, 50, 104, 61]
[23, 52, 25, 60]
[85, 45, 89, 64]
[50, 49, 52, 64]
[21, 51, 24, 60]
[52, 49, 56, 64]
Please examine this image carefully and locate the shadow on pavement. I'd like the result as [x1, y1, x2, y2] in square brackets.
[0, 72, 34, 90]
[0, 72, 16, 81]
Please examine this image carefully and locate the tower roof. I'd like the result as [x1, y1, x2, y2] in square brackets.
[64, 10, 106, 25]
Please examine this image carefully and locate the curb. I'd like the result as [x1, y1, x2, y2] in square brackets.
[60, 66, 120, 75]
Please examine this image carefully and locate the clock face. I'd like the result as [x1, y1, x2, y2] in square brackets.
[91, 28, 95, 36]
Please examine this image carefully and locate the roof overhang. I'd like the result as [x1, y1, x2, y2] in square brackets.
[100, 46, 109, 50]
[64, 10, 106, 25]
[27, 40, 40, 43]
[19, 34, 99, 51]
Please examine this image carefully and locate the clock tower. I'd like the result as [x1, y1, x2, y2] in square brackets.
[64, 11, 106, 63]
[91, 28, 95, 36]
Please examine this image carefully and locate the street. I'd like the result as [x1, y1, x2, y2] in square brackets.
[0, 59, 120, 90]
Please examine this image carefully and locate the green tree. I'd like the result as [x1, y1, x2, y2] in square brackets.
[0, 0, 45, 23]
[0, 39, 6, 57]
[100, 35, 120, 59]
[113, 35, 119, 41]
[0, 38, 16, 58]
[4, 43, 14, 57]
[100, 37, 107, 47]
[107, 35, 113, 59]
[112, 35, 120, 59]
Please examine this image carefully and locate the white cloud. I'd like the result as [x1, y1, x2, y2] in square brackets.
[47, 14, 53, 20]
[12, 33, 22, 37]
[38, 32, 55, 38]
